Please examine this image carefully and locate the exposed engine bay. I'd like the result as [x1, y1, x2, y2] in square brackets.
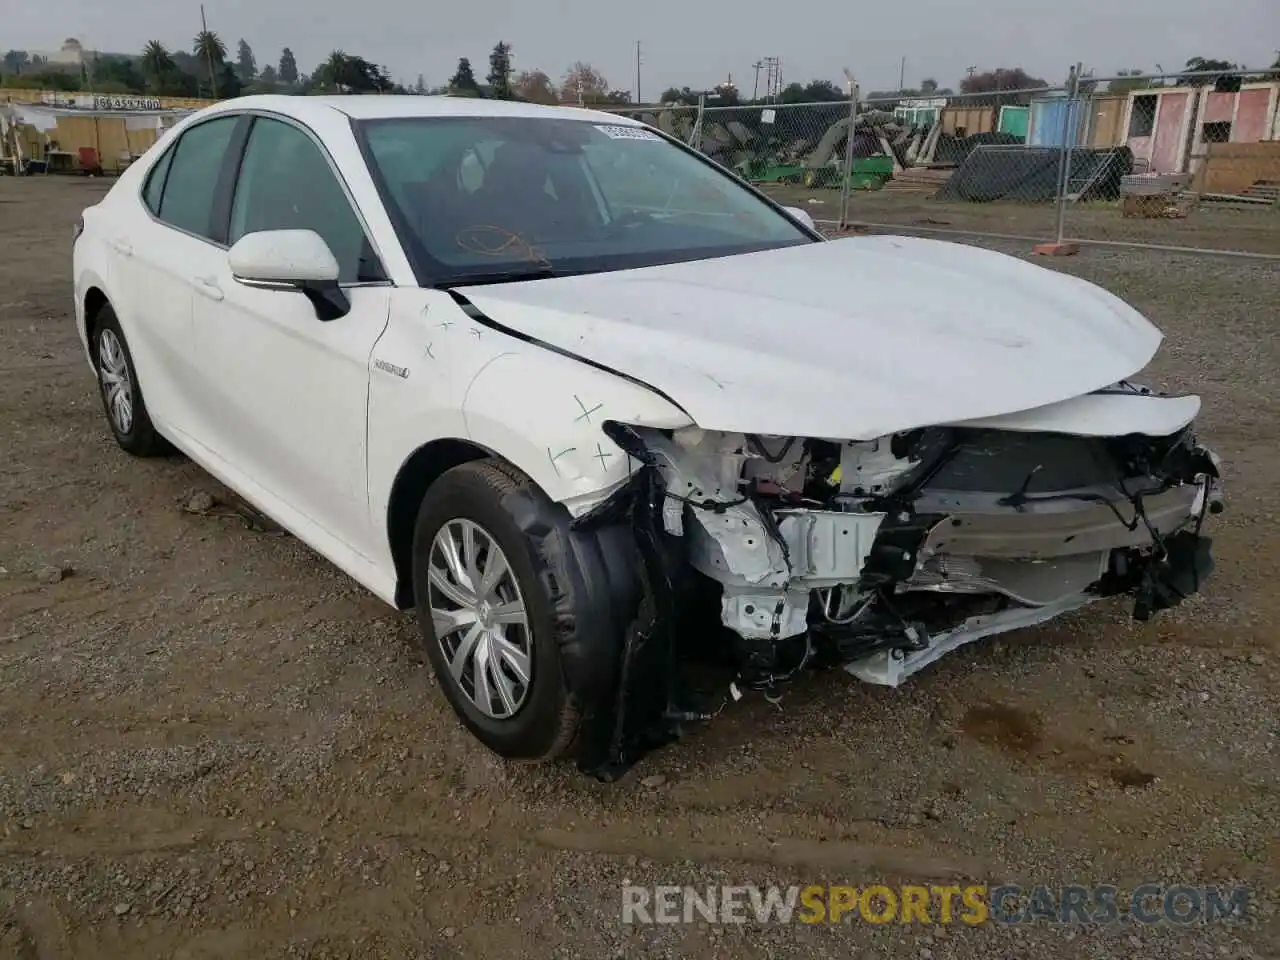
[566, 383, 1223, 780]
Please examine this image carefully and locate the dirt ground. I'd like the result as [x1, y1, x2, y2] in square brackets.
[2, 175, 1278, 960]
[759, 183, 1280, 257]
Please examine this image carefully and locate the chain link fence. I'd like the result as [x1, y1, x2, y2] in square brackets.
[1058, 68, 1279, 257]
[601, 98, 860, 224]
[601, 66, 1280, 260]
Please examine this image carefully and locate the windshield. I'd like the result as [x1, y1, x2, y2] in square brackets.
[355, 115, 815, 286]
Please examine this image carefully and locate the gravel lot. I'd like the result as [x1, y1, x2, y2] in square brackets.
[759, 185, 1280, 257]
[2, 176, 1277, 959]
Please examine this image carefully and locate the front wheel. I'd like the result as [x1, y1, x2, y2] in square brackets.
[410, 459, 579, 762]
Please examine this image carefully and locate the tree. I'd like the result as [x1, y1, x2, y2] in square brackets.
[278, 47, 299, 85]
[218, 62, 243, 98]
[193, 29, 227, 95]
[28, 70, 81, 92]
[959, 68, 1048, 95]
[487, 42, 513, 99]
[171, 50, 202, 76]
[2, 50, 30, 74]
[353, 58, 394, 93]
[448, 57, 481, 96]
[413, 73, 427, 94]
[316, 51, 393, 93]
[920, 77, 939, 93]
[514, 69, 557, 103]
[140, 41, 174, 80]
[93, 55, 147, 93]
[800, 79, 844, 102]
[257, 64, 278, 85]
[235, 39, 257, 82]
[561, 61, 610, 103]
[321, 50, 349, 92]
[193, 30, 226, 67]
[776, 79, 845, 104]
[1180, 56, 1239, 86]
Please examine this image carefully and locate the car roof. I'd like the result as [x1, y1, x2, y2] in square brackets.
[196, 94, 646, 127]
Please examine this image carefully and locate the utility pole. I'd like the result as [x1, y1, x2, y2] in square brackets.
[634, 41, 642, 104]
[760, 56, 781, 102]
[752, 60, 762, 101]
[899, 55, 906, 92]
[199, 4, 218, 98]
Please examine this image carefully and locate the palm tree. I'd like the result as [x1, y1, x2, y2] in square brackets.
[193, 30, 226, 95]
[193, 30, 226, 66]
[140, 41, 173, 79]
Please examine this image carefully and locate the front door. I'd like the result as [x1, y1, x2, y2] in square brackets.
[190, 114, 393, 560]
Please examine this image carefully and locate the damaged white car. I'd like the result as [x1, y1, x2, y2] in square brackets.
[73, 96, 1223, 779]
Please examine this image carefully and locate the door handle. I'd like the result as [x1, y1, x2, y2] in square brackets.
[110, 237, 133, 257]
[193, 275, 224, 301]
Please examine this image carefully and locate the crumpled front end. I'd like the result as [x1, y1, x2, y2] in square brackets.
[570, 386, 1222, 778]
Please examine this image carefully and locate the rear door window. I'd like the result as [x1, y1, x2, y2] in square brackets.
[153, 116, 239, 240]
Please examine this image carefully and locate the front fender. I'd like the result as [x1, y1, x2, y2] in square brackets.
[463, 350, 691, 512]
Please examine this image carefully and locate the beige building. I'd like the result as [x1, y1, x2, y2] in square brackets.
[6, 38, 102, 74]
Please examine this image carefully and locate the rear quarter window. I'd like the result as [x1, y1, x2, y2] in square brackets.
[141, 145, 175, 214]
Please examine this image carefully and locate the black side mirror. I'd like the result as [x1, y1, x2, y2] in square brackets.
[298, 280, 351, 322]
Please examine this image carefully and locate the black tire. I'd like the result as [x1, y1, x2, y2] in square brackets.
[91, 304, 173, 457]
[410, 458, 579, 762]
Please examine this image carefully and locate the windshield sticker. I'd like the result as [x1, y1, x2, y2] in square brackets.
[594, 124, 662, 141]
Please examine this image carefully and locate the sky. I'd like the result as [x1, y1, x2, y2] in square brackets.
[8, 0, 1278, 96]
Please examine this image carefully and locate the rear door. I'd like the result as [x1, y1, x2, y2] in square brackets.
[110, 114, 246, 438]
[189, 112, 393, 559]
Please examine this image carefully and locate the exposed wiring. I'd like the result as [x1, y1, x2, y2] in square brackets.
[876, 589, 928, 649]
[455, 225, 552, 268]
[998, 484, 1146, 533]
[1127, 489, 1168, 561]
[752, 493, 793, 570]
[746, 435, 797, 464]
[663, 490, 748, 514]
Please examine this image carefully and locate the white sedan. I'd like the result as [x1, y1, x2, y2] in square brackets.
[73, 95, 1223, 779]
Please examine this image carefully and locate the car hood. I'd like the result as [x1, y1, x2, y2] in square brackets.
[455, 235, 1164, 440]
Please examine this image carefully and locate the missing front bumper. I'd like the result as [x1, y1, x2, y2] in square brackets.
[568, 422, 1224, 780]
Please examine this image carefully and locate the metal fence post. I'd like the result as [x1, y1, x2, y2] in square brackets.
[838, 79, 859, 229]
[688, 94, 705, 151]
[1052, 62, 1083, 245]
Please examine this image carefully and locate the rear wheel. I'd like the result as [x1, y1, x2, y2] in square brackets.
[92, 305, 172, 457]
[410, 459, 579, 762]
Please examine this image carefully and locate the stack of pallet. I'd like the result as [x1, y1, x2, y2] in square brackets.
[883, 167, 953, 193]
[1240, 180, 1279, 204]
